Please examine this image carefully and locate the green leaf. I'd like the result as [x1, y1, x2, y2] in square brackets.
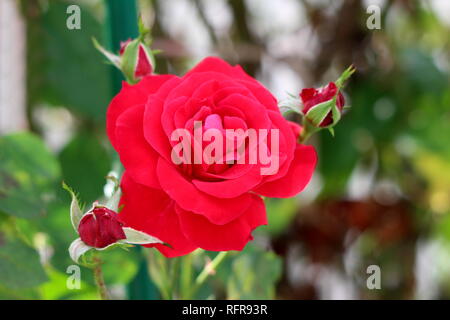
[38, 266, 97, 300]
[0, 238, 48, 289]
[100, 247, 139, 285]
[59, 133, 110, 205]
[0, 133, 60, 219]
[28, 2, 111, 122]
[226, 245, 282, 299]
[0, 283, 41, 299]
[33, 203, 78, 275]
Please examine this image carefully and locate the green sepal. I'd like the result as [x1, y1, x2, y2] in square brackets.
[62, 182, 84, 232]
[330, 101, 342, 126]
[335, 65, 356, 89]
[92, 37, 121, 69]
[120, 39, 140, 84]
[328, 127, 335, 137]
[304, 98, 335, 127]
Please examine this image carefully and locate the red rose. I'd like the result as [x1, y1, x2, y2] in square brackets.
[78, 206, 126, 249]
[300, 82, 345, 127]
[107, 57, 317, 257]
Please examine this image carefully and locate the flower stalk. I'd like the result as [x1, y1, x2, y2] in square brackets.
[191, 251, 228, 298]
[92, 254, 109, 300]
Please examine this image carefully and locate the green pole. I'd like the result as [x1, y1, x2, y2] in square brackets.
[105, 0, 138, 93]
[104, 0, 159, 300]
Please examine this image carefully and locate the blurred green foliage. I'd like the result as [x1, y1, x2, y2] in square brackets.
[59, 133, 111, 204]
[26, 1, 110, 123]
[0, 133, 60, 219]
[0, 238, 48, 290]
[226, 245, 282, 300]
[0, 0, 449, 300]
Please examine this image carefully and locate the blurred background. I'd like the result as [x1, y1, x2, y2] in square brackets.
[0, 0, 449, 299]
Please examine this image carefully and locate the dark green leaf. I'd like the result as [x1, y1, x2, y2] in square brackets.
[59, 133, 111, 204]
[0, 238, 48, 289]
[28, 2, 111, 122]
[0, 133, 60, 219]
[226, 245, 282, 299]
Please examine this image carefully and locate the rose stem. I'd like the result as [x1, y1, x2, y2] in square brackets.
[93, 256, 109, 300]
[180, 254, 194, 299]
[298, 119, 318, 144]
[191, 251, 228, 297]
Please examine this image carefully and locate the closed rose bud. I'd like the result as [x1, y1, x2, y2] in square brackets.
[300, 82, 345, 127]
[119, 39, 131, 56]
[78, 206, 126, 249]
[119, 39, 154, 82]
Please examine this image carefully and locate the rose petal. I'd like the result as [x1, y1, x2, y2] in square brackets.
[258, 110, 296, 183]
[107, 75, 175, 149]
[185, 56, 250, 79]
[115, 104, 160, 188]
[143, 77, 183, 162]
[217, 94, 270, 131]
[176, 195, 267, 251]
[119, 173, 197, 257]
[156, 158, 253, 224]
[254, 144, 317, 198]
[192, 165, 262, 198]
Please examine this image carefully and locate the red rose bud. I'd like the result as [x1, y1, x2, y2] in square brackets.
[119, 38, 154, 82]
[78, 206, 126, 249]
[119, 39, 131, 55]
[300, 82, 345, 127]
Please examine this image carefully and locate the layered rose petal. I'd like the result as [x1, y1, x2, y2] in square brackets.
[115, 105, 160, 188]
[107, 75, 175, 149]
[119, 173, 197, 257]
[254, 144, 317, 198]
[186, 57, 278, 109]
[156, 158, 253, 224]
[176, 195, 267, 251]
[192, 165, 262, 198]
[185, 56, 251, 80]
[257, 110, 297, 183]
[106, 56, 318, 257]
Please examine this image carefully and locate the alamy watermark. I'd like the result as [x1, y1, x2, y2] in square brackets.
[366, 4, 381, 30]
[66, 5, 81, 30]
[66, 265, 81, 290]
[366, 264, 381, 290]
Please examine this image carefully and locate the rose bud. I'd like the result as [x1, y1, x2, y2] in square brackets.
[300, 82, 345, 127]
[78, 206, 126, 249]
[119, 38, 154, 82]
[64, 182, 165, 263]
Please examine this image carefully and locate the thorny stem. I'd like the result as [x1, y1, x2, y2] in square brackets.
[191, 251, 228, 297]
[92, 255, 109, 300]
